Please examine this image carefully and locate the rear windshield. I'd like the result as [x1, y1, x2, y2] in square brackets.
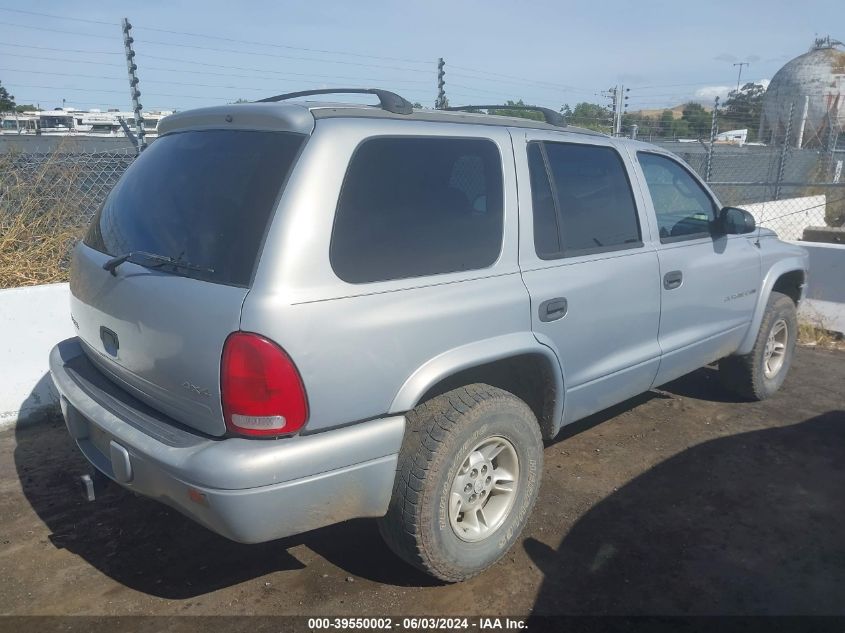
[84, 129, 305, 287]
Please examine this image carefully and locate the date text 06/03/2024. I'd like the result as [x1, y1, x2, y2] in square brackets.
[306, 617, 527, 630]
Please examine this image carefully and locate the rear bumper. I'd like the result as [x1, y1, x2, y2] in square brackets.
[49, 337, 405, 543]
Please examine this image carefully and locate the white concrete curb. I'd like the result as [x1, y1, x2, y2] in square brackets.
[789, 241, 845, 335]
[0, 283, 73, 431]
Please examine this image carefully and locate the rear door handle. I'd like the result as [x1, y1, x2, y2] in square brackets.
[663, 270, 683, 290]
[539, 297, 568, 322]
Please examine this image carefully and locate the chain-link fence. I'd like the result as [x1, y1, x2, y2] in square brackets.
[1, 112, 842, 288]
[636, 96, 843, 241]
[0, 144, 137, 287]
[1, 147, 136, 219]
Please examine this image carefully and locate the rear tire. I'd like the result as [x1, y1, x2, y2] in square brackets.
[378, 384, 543, 582]
[719, 291, 797, 400]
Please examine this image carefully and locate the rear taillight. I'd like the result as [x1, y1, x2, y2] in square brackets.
[221, 332, 308, 437]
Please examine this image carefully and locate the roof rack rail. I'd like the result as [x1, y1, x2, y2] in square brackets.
[444, 104, 566, 127]
[256, 88, 414, 115]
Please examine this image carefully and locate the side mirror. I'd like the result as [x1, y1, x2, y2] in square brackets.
[717, 206, 756, 235]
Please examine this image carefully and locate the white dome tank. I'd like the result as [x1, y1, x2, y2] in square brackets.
[761, 37, 844, 147]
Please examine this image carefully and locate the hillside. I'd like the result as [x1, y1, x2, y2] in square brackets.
[629, 103, 713, 120]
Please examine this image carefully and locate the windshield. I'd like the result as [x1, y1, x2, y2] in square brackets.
[84, 129, 305, 287]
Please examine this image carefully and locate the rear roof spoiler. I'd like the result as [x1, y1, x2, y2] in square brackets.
[257, 88, 414, 115]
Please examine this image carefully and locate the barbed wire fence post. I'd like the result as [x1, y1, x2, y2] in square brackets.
[121, 17, 146, 154]
[435, 58, 446, 109]
[774, 100, 795, 201]
[705, 96, 719, 183]
[825, 112, 839, 181]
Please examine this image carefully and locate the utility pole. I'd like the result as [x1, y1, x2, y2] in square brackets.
[435, 58, 446, 110]
[615, 86, 622, 136]
[122, 18, 146, 153]
[602, 86, 627, 136]
[601, 86, 617, 135]
[617, 86, 629, 136]
[732, 61, 749, 93]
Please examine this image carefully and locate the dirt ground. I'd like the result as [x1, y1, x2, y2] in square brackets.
[0, 346, 843, 617]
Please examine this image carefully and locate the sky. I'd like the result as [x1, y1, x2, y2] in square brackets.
[0, 0, 841, 113]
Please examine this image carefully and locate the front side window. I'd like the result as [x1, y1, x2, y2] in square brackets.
[331, 136, 504, 283]
[527, 141, 641, 258]
[637, 152, 717, 242]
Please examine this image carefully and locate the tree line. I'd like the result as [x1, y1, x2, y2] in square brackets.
[2, 77, 766, 141]
[0, 80, 37, 113]
[561, 82, 765, 139]
[474, 83, 765, 141]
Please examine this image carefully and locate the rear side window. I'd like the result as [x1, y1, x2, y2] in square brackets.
[527, 143, 560, 256]
[637, 152, 717, 242]
[85, 130, 305, 287]
[331, 136, 504, 283]
[528, 141, 641, 258]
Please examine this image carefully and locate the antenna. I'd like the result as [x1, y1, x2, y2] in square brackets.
[732, 61, 750, 93]
[812, 35, 844, 49]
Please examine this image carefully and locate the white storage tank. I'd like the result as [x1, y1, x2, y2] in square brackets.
[761, 37, 844, 147]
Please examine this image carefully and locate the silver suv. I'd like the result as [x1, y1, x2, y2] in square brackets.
[50, 89, 809, 582]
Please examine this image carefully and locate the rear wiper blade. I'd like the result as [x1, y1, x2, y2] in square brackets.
[102, 251, 215, 276]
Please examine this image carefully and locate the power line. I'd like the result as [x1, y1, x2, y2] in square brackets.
[6, 82, 241, 100]
[0, 7, 117, 26]
[0, 19, 435, 74]
[142, 55, 432, 84]
[629, 81, 748, 90]
[0, 41, 122, 56]
[131, 37, 436, 74]
[1, 45, 433, 88]
[0, 8, 607, 105]
[0, 67, 304, 93]
[142, 66, 432, 87]
[0, 50, 125, 68]
[450, 64, 569, 90]
[0, 20, 117, 40]
[0, 68, 124, 81]
[4, 9, 811, 114]
[132, 26, 432, 65]
[450, 71, 597, 96]
[1, 67, 446, 100]
[448, 74, 576, 96]
[0, 6, 433, 65]
[12, 97, 131, 108]
[5, 81, 441, 107]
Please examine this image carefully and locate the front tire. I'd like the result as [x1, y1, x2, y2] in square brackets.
[719, 291, 797, 400]
[378, 384, 543, 582]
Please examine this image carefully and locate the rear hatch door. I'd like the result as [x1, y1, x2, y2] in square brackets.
[71, 127, 305, 436]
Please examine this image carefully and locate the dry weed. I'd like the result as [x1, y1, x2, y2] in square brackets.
[0, 145, 92, 288]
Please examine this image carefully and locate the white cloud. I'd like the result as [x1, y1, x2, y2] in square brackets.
[694, 85, 733, 103]
[692, 79, 770, 104]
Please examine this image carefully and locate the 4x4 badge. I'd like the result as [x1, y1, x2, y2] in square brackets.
[181, 381, 211, 398]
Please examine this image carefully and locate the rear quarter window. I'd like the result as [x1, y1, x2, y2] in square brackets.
[330, 136, 504, 284]
[84, 129, 305, 287]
